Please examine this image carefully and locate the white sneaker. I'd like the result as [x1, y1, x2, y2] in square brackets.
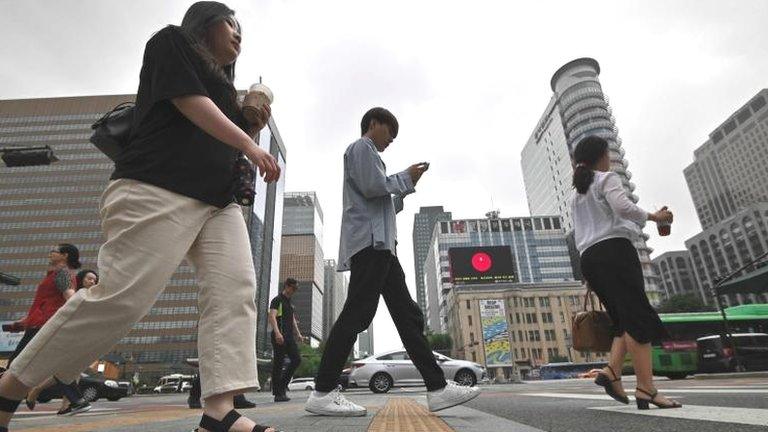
[305, 386, 367, 417]
[427, 381, 481, 412]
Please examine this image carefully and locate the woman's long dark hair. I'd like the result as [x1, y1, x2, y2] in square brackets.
[75, 269, 99, 291]
[572, 135, 609, 194]
[58, 243, 82, 269]
[179, 1, 240, 84]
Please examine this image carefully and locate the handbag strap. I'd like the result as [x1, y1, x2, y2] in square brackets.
[92, 101, 135, 129]
[582, 284, 604, 312]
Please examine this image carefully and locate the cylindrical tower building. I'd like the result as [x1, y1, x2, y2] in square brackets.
[550, 58, 661, 303]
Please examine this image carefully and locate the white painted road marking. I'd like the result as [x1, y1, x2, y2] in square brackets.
[590, 404, 768, 427]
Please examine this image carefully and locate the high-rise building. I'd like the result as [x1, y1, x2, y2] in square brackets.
[684, 203, 768, 307]
[322, 259, 348, 340]
[681, 89, 768, 308]
[279, 192, 324, 345]
[412, 206, 452, 320]
[521, 57, 661, 305]
[651, 251, 702, 300]
[684, 89, 768, 230]
[356, 325, 374, 358]
[247, 119, 288, 362]
[423, 212, 574, 332]
[0, 95, 287, 382]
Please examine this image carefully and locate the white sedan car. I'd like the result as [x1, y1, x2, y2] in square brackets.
[348, 350, 486, 393]
[287, 377, 315, 391]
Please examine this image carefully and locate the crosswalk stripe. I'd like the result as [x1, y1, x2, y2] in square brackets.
[520, 392, 679, 401]
[589, 405, 768, 427]
[658, 388, 768, 394]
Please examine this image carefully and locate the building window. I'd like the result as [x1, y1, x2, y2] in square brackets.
[471, 351, 477, 362]
[467, 315, 472, 326]
[466, 300, 471, 310]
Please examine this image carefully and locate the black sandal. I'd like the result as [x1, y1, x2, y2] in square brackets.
[635, 387, 683, 410]
[193, 409, 282, 432]
[0, 395, 22, 432]
[594, 365, 629, 404]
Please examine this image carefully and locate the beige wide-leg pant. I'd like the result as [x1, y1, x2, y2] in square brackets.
[9, 179, 259, 399]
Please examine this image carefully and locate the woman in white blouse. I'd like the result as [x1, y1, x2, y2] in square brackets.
[571, 135, 681, 410]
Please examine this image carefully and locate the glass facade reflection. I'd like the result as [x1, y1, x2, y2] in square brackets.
[0, 95, 287, 383]
[247, 120, 288, 359]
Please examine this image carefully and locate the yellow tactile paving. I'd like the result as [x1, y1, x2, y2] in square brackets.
[367, 398, 454, 432]
[14, 408, 198, 432]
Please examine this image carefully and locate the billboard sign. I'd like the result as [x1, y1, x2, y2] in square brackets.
[449, 246, 517, 285]
[479, 299, 512, 366]
[0, 321, 23, 354]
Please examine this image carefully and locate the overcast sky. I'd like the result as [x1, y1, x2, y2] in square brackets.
[2, 0, 767, 354]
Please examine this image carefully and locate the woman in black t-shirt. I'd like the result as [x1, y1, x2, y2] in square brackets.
[0, 3, 280, 432]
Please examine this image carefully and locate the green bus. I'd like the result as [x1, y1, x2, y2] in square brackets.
[625, 304, 768, 379]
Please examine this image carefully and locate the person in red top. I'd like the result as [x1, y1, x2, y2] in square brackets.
[5, 244, 80, 370]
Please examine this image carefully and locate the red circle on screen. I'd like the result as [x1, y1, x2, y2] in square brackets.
[471, 252, 492, 272]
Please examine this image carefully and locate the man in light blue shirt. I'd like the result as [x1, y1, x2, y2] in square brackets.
[306, 108, 480, 417]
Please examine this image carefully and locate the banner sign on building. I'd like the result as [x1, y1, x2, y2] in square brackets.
[479, 299, 512, 366]
[0, 321, 23, 354]
[449, 246, 517, 285]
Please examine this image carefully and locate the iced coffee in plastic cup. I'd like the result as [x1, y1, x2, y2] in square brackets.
[243, 83, 273, 124]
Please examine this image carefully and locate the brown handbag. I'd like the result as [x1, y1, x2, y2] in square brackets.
[571, 285, 613, 352]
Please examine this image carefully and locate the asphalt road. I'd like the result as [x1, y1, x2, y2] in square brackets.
[8, 374, 768, 431]
[464, 375, 768, 432]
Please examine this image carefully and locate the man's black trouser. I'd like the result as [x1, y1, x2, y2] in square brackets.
[314, 247, 446, 392]
[270, 334, 301, 396]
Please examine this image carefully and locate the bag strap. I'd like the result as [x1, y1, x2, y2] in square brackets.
[582, 283, 605, 312]
[92, 101, 135, 129]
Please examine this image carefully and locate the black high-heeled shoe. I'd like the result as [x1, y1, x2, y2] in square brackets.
[193, 409, 282, 432]
[0, 395, 22, 432]
[635, 387, 683, 410]
[594, 365, 629, 404]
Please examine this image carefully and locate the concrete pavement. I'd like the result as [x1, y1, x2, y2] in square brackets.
[8, 374, 768, 431]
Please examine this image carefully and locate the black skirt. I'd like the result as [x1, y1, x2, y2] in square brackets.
[580, 237, 669, 344]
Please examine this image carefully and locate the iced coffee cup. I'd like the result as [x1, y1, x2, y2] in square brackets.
[243, 83, 274, 124]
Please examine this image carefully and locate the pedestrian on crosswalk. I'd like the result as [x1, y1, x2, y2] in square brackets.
[0, 3, 282, 432]
[570, 135, 682, 410]
[25, 269, 99, 416]
[305, 108, 481, 417]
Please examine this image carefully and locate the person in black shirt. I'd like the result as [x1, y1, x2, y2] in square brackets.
[268, 278, 307, 402]
[0, 3, 280, 432]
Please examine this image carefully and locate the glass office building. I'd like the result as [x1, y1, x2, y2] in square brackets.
[0, 95, 287, 382]
[279, 192, 325, 345]
[412, 206, 452, 321]
[423, 213, 574, 332]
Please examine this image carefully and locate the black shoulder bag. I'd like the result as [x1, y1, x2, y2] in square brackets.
[89, 102, 135, 162]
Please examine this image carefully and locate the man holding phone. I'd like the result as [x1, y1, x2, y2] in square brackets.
[305, 107, 480, 417]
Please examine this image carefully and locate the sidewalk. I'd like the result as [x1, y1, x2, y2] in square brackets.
[10, 389, 542, 432]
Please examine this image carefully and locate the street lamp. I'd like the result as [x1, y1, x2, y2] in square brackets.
[0, 145, 58, 167]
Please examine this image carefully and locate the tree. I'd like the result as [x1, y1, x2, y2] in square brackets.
[293, 343, 322, 378]
[427, 333, 453, 355]
[657, 293, 713, 313]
